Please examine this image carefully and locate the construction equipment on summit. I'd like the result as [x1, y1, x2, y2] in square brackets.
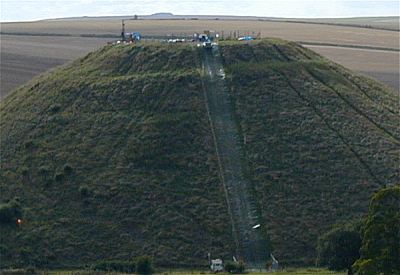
[121, 19, 141, 43]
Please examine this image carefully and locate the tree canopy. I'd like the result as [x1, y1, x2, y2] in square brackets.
[353, 185, 400, 275]
[317, 224, 361, 275]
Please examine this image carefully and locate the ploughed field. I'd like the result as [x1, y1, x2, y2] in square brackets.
[2, 19, 399, 49]
[1, 18, 399, 98]
[305, 45, 399, 92]
[0, 35, 110, 97]
[1, 39, 398, 268]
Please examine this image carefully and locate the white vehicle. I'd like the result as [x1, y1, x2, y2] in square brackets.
[217, 68, 226, 79]
[210, 259, 224, 272]
[168, 38, 185, 43]
[203, 41, 213, 49]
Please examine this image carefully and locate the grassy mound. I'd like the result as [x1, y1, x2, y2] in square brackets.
[0, 43, 234, 268]
[219, 39, 399, 264]
[0, 39, 398, 268]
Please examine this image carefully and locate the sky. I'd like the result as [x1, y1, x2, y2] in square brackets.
[1, 0, 399, 22]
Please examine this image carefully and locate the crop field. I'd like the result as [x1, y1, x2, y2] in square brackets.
[2, 19, 399, 49]
[1, 19, 398, 98]
[0, 35, 110, 98]
[307, 45, 399, 90]
[282, 16, 400, 30]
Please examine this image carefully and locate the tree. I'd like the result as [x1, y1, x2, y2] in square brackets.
[135, 256, 153, 275]
[317, 225, 361, 275]
[224, 261, 245, 273]
[0, 198, 22, 224]
[353, 185, 400, 275]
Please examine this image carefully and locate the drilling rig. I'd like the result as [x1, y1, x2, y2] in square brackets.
[121, 18, 141, 42]
[121, 19, 126, 41]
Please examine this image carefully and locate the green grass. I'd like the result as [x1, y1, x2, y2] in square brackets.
[0, 44, 233, 268]
[0, 39, 398, 269]
[219, 39, 399, 265]
[156, 268, 345, 275]
[35, 267, 346, 275]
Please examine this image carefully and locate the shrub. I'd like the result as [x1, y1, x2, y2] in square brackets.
[93, 260, 135, 273]
[24, 140, 34, 149]
[0, 199, 22, 224]
[38, 166, 50, 176]
[224, 261, 245, 273]
[317, 225, 361, 275]
[54, 171, 64, 182]
[353, 186, 400, 275]
[25, 267, 36, 275]
[353, 259, 378, 275]
[224, 261, 237, 273]
[135, 256, 153, 275]
[0, 244, 9, 258]
[21, 167, 29, 176]
[49, 104, 61, 113]
[79, 185, 91, 197]
[236, 261, 245, 273]
[63, 164, 73, 174]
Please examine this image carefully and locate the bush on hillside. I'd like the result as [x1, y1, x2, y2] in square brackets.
[353, 186, 400, 275]
[54, 171, 64, 182]
[224, 261, 245, 273]
[0, 199, 22, 224]
[135, 256, 153, 275]
[21, 167, 29, 176]
[38, 166, 51, 176]
[79, 185, 91, 197]
[63, 164, 73, 174]
[48, 104, 61, 113]
[93, 260, 135, 273]
[317, 225, 361, 275]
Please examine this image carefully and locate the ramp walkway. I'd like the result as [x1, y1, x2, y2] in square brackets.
[201, 45, 268, 267]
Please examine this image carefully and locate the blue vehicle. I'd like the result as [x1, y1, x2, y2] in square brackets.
[132, 32, 141, 41]
[124, 32, 141, 42]
[238, 36, 254, 41]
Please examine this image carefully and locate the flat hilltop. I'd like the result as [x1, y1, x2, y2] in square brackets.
[0, 39, 398, 268]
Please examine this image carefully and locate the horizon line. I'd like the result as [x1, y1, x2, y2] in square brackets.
[1, 13, 399, 23]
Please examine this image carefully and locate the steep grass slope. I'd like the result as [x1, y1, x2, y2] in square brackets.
[0, 40, 398, 268]
[0, 44, 234, 268]
[219, 39, 399, 264]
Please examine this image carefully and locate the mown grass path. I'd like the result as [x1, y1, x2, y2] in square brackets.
[201, 46, 267, 267]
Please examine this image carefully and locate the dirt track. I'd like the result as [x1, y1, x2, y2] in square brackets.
[202, 46, 268, 266]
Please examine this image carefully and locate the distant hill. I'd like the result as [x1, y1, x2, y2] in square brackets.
[0, 39, 398, 268]
[148, 13, 174, 19]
